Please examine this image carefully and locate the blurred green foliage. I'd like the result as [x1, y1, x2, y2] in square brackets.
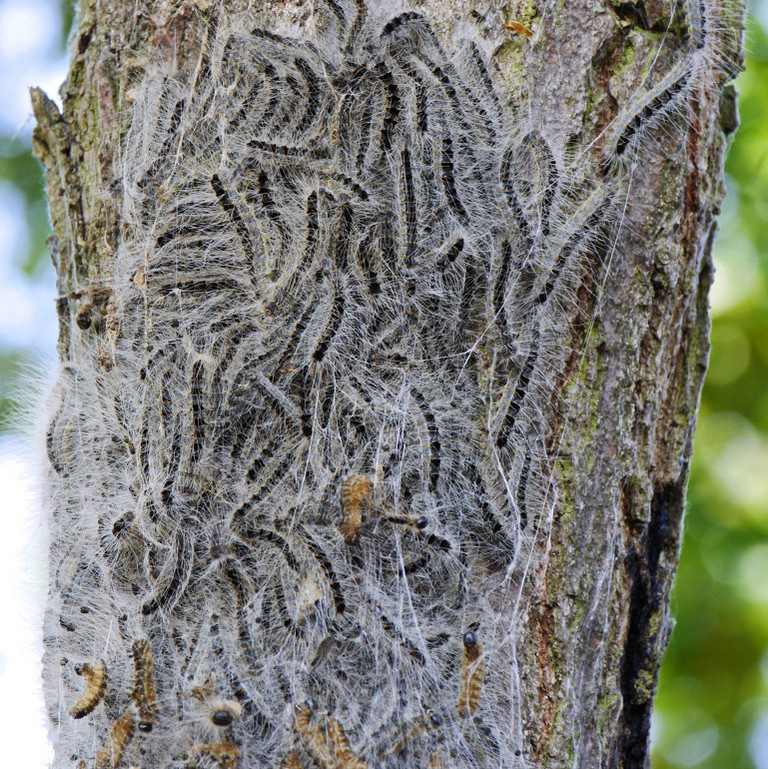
[0, 1, 766, 766]
[0, 141, 50, 431]
[0, 140, 52, 278]
[0, 0, 76, 431]
[652, 9, 768, 769]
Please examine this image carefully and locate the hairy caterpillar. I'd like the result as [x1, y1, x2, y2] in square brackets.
[339, 474, 374, 542]
[389, 710, 444, 756]
[68, 660, 107, 719]
[601, 0, 741, 169]
[458, 631, 485, 717]
[131, 639, 158, 732]
[189, 741, 240, 769]
[294, 701, 368, 769]
[40, 0, 741, 767]
[94, 711, 136, 769]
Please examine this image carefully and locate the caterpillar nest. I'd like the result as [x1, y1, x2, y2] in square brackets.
[42, 0, 740, 767]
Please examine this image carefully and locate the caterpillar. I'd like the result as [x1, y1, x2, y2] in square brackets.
[94, 711, 136, 769]
[68, 660, 107, 719]
[189, 741, 240, 769]
[294, 701, 368, 769]
[458, 631, 484, 717]
[131, 639, 159, 732]
[339, 474, 374, 542]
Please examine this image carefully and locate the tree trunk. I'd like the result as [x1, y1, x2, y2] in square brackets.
[32, 1, 744, 768]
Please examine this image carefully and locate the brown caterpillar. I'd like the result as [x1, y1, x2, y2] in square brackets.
[280, 750, 303, 769]
[95, 710, 136, 769]
[390, 710, 444, 755]
[69, 660, 107, 719]
[458, 631, 484, 716]
[131, 639, 158, 732]
[339, 475, 373, 542]
[190, 741, 240, 769]
[294, 701, 368, 769]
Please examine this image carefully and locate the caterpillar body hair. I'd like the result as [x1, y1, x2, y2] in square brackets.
[321, 0, 347, 30]
[687, 0, 745, 81]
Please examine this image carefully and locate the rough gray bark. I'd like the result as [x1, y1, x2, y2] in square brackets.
[32, 1, 743, 768]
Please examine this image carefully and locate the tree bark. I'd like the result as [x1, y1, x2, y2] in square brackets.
[33, 1, 744, 768]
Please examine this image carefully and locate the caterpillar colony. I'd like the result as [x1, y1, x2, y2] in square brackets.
[42, 0, 742, 767]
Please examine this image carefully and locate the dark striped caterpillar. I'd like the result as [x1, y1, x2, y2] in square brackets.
[131, 639, 158, 732]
